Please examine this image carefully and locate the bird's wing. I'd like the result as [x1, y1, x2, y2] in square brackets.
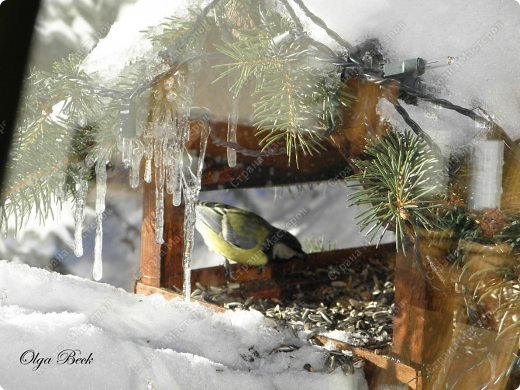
[196, 203, 224, 236]
[222, 208, 264, 249]
[196, 203, 270, 250]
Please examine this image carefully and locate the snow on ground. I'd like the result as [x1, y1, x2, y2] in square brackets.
[0, 261, 367, 390]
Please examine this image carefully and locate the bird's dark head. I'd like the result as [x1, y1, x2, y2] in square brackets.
[263, 228, 307, 262]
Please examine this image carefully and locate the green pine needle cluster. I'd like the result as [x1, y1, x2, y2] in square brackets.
[213, 7, 346, 164]
[348, 130, 443, 251]
[144, 0, 353, 166]
[2, 54, 118, 230]
[498, 216, 520, 250]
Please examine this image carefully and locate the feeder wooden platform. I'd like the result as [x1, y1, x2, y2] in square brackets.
[136, 76, 519, 388]
[135, 279, 424, 389]
[135, 79, 437, 389]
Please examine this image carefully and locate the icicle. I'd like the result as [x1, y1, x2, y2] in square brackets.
[54, 170, 66, 201]
[120, 99, 137, 138]
[93, 161, 107, 281]
[196, 122, 210, 189]
[165, 120, 178, 195]
[153, 138, 162, 169]
[172, 135, 184, 206]
[171, 72, 194, 207]
[130, 141, 144, 189]
[173, 122, 189, 207]
[144, 158, 152, 183]
[95, 160, 107, 215]
[85, 153, 97, 169]
[181, 120, 210, 300]
[178, 70, 195, 144]
[182, 194, 196, 301]
[119, 99, 137, 168]
[73, 172, 88, 257]
[166, 148, 175, 195]
[227, 97, 238, 168]
[121, 137, 133, 169]
[154, 139, 166, 244]
[144, 140, 154, 183]
[165, 133, 177, 195]
[93, 214, 103, 281]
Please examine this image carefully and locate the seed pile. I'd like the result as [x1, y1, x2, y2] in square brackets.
[189, 255, 395, 349]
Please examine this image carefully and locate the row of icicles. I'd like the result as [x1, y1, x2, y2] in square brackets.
[72, 74, 240, 300]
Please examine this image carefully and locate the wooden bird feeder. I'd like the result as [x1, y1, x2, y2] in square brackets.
[135, 75, 519, 389]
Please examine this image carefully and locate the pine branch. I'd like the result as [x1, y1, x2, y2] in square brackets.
[348, 130, 444, 251]
[1, 55, 119, 229]
[215, 10, 344, 165]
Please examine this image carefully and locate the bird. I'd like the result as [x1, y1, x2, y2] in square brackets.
[195, 202, 307, 277]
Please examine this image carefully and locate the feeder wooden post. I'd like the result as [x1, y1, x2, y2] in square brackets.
[139, 172, 185, 290]
[139, 180, 162, 288]
[392, 233, 457, 384]
[162, 199, 185, 289]
[392, 252, 452, 363]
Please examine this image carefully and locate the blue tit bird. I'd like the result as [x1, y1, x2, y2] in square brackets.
[195, 202, 307, 277]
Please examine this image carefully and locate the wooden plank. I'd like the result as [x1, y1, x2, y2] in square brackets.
[195, 121, 352, 190]
[135, 282, 227, 313]
[311, 335, 421, 389]
[189, 244, 396, 287]
[329, 78, 397, 158]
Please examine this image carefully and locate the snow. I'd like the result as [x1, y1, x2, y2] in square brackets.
[297, 0, 520, 145]
[0, 261, 366, 389]
[81, 0, 197, 86]
[32, 0, 138, 70]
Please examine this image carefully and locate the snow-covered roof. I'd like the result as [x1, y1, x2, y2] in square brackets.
[83, 0, 520, 148]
